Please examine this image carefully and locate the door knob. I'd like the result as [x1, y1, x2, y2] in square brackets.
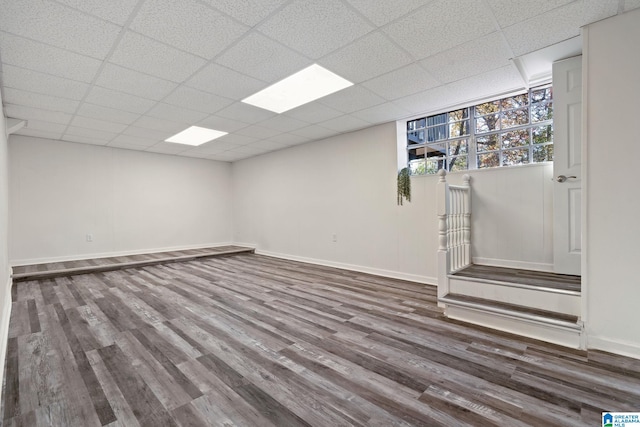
[555, 175, 576, 183]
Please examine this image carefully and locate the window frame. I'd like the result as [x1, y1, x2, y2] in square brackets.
[404, 84, 553, 174]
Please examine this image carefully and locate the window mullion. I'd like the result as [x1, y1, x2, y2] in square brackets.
[469, 106, 477, 170]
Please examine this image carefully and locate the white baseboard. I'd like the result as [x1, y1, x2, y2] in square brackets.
[255, 249, 436, 285]
[472, 257, 554, 272]
[0, 276, 12, 399]
[587, 335, 640, 360]
[10, 241, 236, 267]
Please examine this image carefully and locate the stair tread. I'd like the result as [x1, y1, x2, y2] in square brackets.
[452, 264, 581, 292]
[441, 293, 579, 324]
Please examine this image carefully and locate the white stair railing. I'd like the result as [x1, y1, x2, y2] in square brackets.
[437, 169, 471, 305]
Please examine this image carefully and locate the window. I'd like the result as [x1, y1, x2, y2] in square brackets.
[406, 85, 553, 174]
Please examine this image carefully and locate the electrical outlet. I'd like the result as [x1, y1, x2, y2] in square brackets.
[332, 234, 337, 243]
[86, 234, 93, 242]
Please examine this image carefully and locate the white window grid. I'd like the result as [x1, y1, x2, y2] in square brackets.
[406, 85, 553, 175]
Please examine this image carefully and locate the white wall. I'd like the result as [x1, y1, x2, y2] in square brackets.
[233, 122, 554, 283]
[9, 136, 234, 264]
[0, 93, 13, 402]
[584, 8, 640, 358]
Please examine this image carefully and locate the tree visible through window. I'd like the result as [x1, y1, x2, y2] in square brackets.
[406, 85, 553, 174]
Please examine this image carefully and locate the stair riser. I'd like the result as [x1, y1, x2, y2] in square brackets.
[449, 277, 581, 316]
[445, 304, 583, 349]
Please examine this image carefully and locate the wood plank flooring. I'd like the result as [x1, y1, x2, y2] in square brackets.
[453, 264, 581, 292]
[2, 253, 638, 426]
[11, 246, 254, 282]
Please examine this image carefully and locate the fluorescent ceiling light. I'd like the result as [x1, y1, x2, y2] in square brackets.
[165, 126, 227, 146]
[242, 64, 353, 113]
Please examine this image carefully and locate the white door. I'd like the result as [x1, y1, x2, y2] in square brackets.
[552, 56, 582, 275]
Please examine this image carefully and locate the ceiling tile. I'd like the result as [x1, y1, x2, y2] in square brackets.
[290, 124, 335, 140]
[445, 64, 526, 105]
[176, 150, 212, 159]
[1, 65, 89, 101]
[22, 120, 68, 134]
[108, 141, 155, 151]
[245, 139, 289, 150]
[319, 31, 413, 83]
[210, 133, 258, 147]
[4, 104, 73, 125]
[258, 115, 309, 132]
[361, 64, 439, 100]
[201, 0, 288, 26]
[109, 134, 159, 147]
[163, 87, 233, 115]
[420, 32, 513, 84]
[15, 128, 63, 140]
[384, 0, 496, 59]
[0, 0, 121, 58]
[486, 0, 575, 28]
[258, 0, 373, 59]
[206, 151, 243, 161]
[122, 126, 169, 141]
[235, 125, 282, 139]
[503, 1, 583, 56]
[109, 31, 207, 82]
[55, 0, 140, 25]
[76, 103, 141, 125]
[345, 0, 431, 26]
[186, 63, 267, 100]
[85, 86, 157, 114]
[283, 103, 343, 123]
[319, 114, 371, 132]
[132, 116, 189, 133]
[65, 126, 118, 141]
[216, 102, 276, 123]
[130, 0, 248, 59]
[216, 33, 311, 83]
[582, 0, 619, 25]
[351, 102, 411, 123]
[63, 134, 111, 146]
[186, 140, 240, 154]
[319, 85, 385, 113]
[3, 87, 79, 114]
[264, 133, 311, 146]
[226, 144, 269, 155]
[239, 144, 278, 156]
[0, 32, 102, 82]
[145, 142, 192, 155]
[196, 115, 250, 133]
[146, 103, 209, 123]
[70, 116, 128, 133]
[95, 64, 178, 101]
[626, 0, 640, 11]
[393, 85, 454, 114]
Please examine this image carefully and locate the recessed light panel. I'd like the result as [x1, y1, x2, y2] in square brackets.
[165, 126, 228, 146]
[242, 64, 353, 113]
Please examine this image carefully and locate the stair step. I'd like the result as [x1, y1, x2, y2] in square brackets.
[440, 293, 580, 329]
[452, 264, 581, 293]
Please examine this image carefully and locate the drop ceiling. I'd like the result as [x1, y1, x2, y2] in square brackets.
[0, 0, 636, 162]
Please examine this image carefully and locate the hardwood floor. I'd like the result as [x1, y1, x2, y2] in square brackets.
[2, 253, 638, 426]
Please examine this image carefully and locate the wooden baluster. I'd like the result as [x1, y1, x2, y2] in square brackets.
[462, 174, 471, 268]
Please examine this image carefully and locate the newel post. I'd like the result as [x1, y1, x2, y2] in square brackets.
[437, 169, 449, 306]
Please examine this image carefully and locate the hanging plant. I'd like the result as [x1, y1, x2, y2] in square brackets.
[397, 167, 411, 205]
